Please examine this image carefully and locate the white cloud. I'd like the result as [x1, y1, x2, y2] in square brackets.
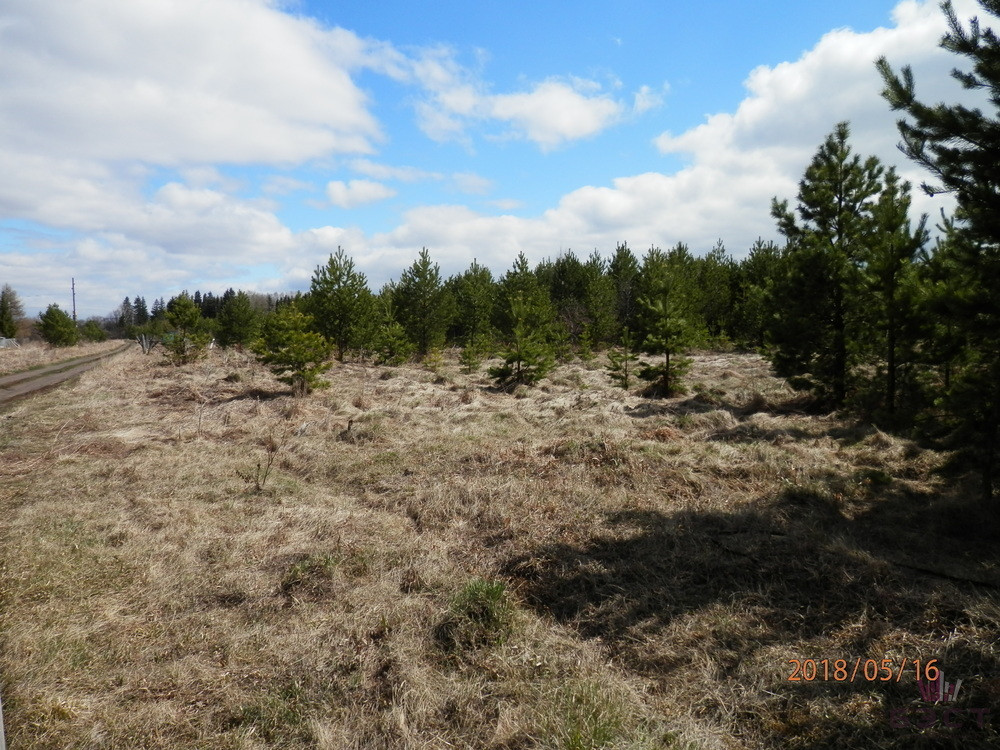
[633, 84, 668, 115]
[452, 173, 493, 195]
[349, 159, 443, 182]
[402, 47, 633, 149]
[489, 80, 625, 150]
[325, 179, 397, 208]
[0, 0, 386, 165]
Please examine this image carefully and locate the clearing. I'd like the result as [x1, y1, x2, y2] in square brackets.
[0, 347, 997, 749]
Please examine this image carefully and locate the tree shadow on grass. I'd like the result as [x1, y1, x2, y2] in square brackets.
[501, 481, 1000, 749]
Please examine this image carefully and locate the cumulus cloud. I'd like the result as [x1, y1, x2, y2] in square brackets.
[402, 47, 633, 149]
[325, 180, 397, 208]
[0, 0, 386, 165]
[489, 80, 625, 149]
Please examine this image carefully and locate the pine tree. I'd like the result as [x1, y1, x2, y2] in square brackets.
[393, 248, 455, 357]
[489, 295, 556, 388]
[118, 297, 135, 331]
[860, 168, 929, 416]
[770, 122, 884, 406]
[80, 319, 107, 342]
[695, 241, 735, 341]
[608, 242, 640, 337]
[134, 296, 149, 325]
[151, 297, 166, 321]
[308, 247, 374, 361]
[449, 259, 497, 347]
[217, 290, 260, 349]
[878, 0, 1000, 501]
[368, 289, 415, 366]
[253, 306, 333, 396]
[731, 239, 782, 349]
[38, 304, 79, 347]
[0, 284, 22, 338]
[634, 247, 701, 396]
[495, 252, 557, 337]
[164, 292, 211, 364]
[606, 328, 639, 390]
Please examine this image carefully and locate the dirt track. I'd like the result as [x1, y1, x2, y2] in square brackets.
[0, 344, 131, 406]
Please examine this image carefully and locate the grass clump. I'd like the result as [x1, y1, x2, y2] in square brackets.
[436, 579, 516, 654]
[280, 553, 338, 597]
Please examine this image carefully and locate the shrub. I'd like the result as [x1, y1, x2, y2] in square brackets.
[38, 304, 78, 346]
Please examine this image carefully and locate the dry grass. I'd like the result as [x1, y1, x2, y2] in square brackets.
[0, 340, 124, 376]
[0, 347, 997, 749]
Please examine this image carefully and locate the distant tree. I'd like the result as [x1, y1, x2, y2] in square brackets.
[731, 239, 783, 348]
[582, 250, 618, 346]
[134, 296, 149, 325]
[608, 242, 640, 336]
[39, 304, 79, 346]
[151, 297, 167, 321]
[216, 290, 260, 349]
[307, 247, 375, 360]
[449, 259, 497, 347]
[0, 284, 23, 338]
[80, 319, 107, 342]
[695, 240, 736, 340]
[253, 306, 333, 396]
[117, 297, 135, 331]
[393, 248, 455, 357]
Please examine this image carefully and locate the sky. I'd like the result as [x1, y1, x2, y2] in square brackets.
[0, 0, 990, 318]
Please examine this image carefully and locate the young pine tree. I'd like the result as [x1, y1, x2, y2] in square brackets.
[253, 306, 333, 397]
[393, 248, 455, 358]
[489, 295, 556, 388]
[38, 304, 78, 347]
[216, 290, 260, 349]
[770, 122, 884, 406]
[308, 247, 374, 361]
[606, 328, 639, 390]
[164, 292, 211, 365]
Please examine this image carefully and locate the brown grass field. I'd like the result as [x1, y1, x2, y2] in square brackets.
[0, 346, 997, 749]
[0, 341, 124, 377]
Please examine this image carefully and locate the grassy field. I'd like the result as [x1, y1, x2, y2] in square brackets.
[0, 347, 997, 749]
[0, 341, 124, 377]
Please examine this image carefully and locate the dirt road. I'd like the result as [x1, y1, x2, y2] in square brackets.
[0, 344, 131, 406]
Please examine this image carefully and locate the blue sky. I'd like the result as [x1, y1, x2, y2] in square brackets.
[0, 0, 986, 317]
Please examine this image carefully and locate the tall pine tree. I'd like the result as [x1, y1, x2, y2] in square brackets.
[770, 122, 884, 407]
[308, 247, 374, 361]
[878, 0, 1000, 501]
[393, 248, 455, 357]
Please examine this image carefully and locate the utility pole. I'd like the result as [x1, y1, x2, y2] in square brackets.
[71, 277, 77, 322]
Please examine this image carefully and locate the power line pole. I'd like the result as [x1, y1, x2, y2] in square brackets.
[71, 278, 77, 322]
